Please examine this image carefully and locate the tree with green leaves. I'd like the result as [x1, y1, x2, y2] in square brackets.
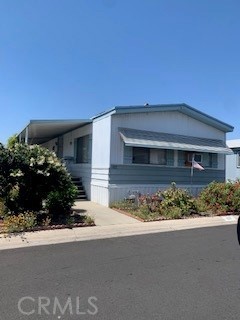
[0, 142, 78, 220]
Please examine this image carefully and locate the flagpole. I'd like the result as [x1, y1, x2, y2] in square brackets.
[190, 153, 194, 194]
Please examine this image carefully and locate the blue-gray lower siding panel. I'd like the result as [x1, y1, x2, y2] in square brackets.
[109, 165, 224, 185]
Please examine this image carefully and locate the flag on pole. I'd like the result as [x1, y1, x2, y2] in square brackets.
[190, 154, 204, 194]
[191, 154, 204, 178]
[192, 160, 204, 171]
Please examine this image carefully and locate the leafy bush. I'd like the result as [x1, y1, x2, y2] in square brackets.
[0, 142, 77, 218]
[111, 182, 198, 220]
[157, 182, 197, 216]
[3, 212, 37, 233]
[84, 215, 95, 225]
[162, 206, 183, 219]
[138, 194, 162, 213]
[45, 185, 78, 222]
[7, 134, 18, 148]
[0, 199, 6, 217]
[199, 180, 240, 214]
[194, 197, 210, 214]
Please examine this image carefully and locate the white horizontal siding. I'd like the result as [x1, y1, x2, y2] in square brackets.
[91, 168, 109, 183]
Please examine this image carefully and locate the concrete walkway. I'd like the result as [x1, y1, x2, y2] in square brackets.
[72, 200, 140, 226]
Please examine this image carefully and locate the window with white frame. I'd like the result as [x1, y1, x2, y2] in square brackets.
[76, 135, 91, 163]
[237, 153, 240, 167]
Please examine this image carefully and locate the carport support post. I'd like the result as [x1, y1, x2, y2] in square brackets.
[25, 126, 29, 145]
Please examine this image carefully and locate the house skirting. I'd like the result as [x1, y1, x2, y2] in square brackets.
[90, 183, 205, 207]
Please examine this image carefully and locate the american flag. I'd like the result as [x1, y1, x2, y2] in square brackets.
[192, 160, 204, 171]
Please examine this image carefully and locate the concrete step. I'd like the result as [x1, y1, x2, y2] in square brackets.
[71, 176, 87, 201]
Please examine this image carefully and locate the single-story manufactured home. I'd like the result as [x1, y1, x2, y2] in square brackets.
[18, 103, 234, 206]
[226, 139, 240, 181]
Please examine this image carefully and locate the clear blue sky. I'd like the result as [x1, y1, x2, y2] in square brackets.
[1, 0, 240, 143]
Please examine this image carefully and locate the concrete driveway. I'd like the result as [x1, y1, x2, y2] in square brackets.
[72, 200, 141, 226]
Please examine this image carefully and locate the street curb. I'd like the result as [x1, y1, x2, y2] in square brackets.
[0, 215, 238, 251]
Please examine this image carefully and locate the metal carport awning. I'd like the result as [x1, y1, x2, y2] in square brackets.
[18, 119, 92, 145]
[119, 127, 233, 154]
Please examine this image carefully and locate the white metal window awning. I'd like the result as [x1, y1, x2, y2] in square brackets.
[119, 127, 233, 155]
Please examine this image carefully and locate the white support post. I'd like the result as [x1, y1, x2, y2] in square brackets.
[25, 126, 29, 144]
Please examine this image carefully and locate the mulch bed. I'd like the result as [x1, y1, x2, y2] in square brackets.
[112, 208, 238, 223]
[0, 218, 95, 235]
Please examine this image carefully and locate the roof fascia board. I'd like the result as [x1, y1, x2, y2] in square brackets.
[114, 105, 180, 115]
[91, 109, 116, 121]
[180, 104, 234, 133]
[29, 119, 92, 124]
[92, 104, 181, 120]
[91, 103, 233, 132]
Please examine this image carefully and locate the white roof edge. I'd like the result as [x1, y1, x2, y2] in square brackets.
[29, 119, 92, 124]
[227, 139, 240, 148]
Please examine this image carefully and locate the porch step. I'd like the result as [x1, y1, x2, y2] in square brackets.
[71, 176, 87, 201]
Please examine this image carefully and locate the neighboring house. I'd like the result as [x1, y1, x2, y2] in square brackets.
[17, 104, 233, 206]
[226, 139, 240, 181]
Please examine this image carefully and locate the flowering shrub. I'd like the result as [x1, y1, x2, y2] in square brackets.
[138, 194, 162, 212]
[138, 183, 197, 217]
[157, 182, 197, 216]
[113, 181, 240, 220]
[199, 180, 240, 214]
[3, 212, 37, 233]
[0, 142, 78, 217]
[111, 182, 198, 220]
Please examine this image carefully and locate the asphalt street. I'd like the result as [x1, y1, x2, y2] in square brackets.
[1, 225, 240, 320]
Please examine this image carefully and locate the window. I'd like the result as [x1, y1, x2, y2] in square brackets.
[132, 147, 150, 164]
[76, 135, 91, 163]
[132, 147, 167, 165]
[187, 153, 202, 163]
[237, 153, 240, 167]
[150, 149, 167, 165]
[208, 153, 214, 168]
